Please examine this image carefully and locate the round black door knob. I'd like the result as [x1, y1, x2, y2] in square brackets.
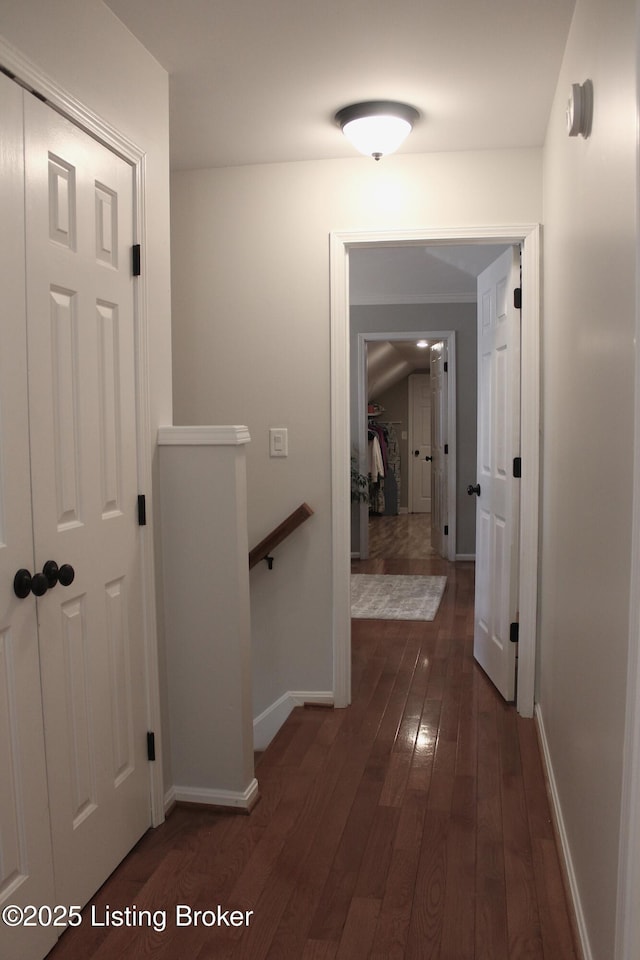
[414, 450, 419, 456]
[14, 568, 33, 599]
[43, 560, 60, 588]
[42, 560, 75, 588]
[13, 568, 48, 598]
[467, 483, 481, 496]
[58, 564, 75, 587]
[30, 573, 48, 596]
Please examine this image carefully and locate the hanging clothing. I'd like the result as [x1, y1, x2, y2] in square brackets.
[369, 433, 384, 482]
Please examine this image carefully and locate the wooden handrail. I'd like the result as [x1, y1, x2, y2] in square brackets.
[249, 502, 314, 569]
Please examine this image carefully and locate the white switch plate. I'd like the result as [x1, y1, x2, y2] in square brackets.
[269, 427, 288, 457]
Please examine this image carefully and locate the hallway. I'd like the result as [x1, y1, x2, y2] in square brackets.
[45, 549, 578, 959]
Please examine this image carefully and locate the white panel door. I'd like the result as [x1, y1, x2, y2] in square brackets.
[0, 73, 58, 960]
[430, 342, 448, 558]
[409, 373, 432, 512]
[23, 94, 151, 910]
[473, 247, 521, 700]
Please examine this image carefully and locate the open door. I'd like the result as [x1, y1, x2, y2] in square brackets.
[472, 247, 521, 700]
[408, 373, 432, 513]
[430, 342, 449, 558]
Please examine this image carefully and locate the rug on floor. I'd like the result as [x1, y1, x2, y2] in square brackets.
[350, 574, 447, 621]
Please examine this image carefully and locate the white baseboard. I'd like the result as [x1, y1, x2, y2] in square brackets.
[535, 705, 593, 960]
[455, 553, 476, 561]
[399, 506, 408, 514]
[164, 786, 176, 815]
[165, 777, 259, 812]
[253, 690, 334, 750]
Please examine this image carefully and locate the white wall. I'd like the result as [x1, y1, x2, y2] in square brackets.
[0, 0, 174, 784]
[170, 149, 542, 721]
[539, 0, 637, 957]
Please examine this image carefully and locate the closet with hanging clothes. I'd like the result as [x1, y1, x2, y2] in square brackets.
[367, 404, 401, 515]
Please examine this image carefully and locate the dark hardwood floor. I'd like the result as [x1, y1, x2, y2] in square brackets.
[44, 516, 579, 960]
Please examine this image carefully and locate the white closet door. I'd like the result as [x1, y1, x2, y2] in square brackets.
[24, 94, 150, 909]
[0, 74, 58, 960]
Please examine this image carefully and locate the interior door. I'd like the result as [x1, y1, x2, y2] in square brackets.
[23, 92, 151, 910]
[0, 73, 58, 960]
[430, 342, 448, 558]
[409, 373, 432, 512]
[473, 247, 521, 700]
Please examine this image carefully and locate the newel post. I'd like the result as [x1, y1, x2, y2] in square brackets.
[157, 426, 257, 810]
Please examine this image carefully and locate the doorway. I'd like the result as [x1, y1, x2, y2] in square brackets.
[353, 331, 458, 565]
[330, 226, 541, 718]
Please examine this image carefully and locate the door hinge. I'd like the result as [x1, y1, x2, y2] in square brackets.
[444, 443, 449, 454]
[444, 361, 448, 373]
[444, 524, 449, 536]
[510, 622, 519, 644]
[132, 244, 141, 277]
[137, 494, 147, 526]
[147, 731, 156, 762]
[514, 287, 522, 310]
[513, 456, 522, 478]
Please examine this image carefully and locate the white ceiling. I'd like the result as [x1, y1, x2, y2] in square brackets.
[103, 0, 576, 170]
[350, 243, 510, 304]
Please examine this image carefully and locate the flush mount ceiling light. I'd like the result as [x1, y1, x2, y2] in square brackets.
[335, 100, 420, 160]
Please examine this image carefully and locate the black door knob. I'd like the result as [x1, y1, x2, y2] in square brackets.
[414, 449, 419, 456]
[58, 564, 75, 587]
[43, 560, 60, 588]
[425, 455, 433, 462]
[467, 483, 481, 497]
[43, 560, 75, 588]
[13, 569, 48, 599]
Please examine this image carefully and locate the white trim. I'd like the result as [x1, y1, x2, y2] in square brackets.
[163, 786, 177, 815]
[331, 225, 541, 718]
[352, 292, 477, 306]
[0, 37, 145, 163]
[535, 705, 593, 960]
[331, 233, 352, 708]
[615, 20, 640, 949]
[157, 424, 251, 446]
[253, 691, 334, 750]
[171, 779, 260, 812]
[0, 35, 166, 825]
[356, 333, 369, 559]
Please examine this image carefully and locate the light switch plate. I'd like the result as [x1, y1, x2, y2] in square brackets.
[270, 427, 288, 457]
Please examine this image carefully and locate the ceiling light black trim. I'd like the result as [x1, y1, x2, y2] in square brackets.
[334, 100, 419, 129]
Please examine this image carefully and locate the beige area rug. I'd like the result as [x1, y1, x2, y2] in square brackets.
[350, 574, 447, 621]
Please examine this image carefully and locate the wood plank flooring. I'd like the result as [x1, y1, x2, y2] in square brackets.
[44, 520, 579, 960]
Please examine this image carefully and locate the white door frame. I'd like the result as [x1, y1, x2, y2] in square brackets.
[331, 225, 540, 717]
[0, 37, 165, 825]
[355, 331, 457, 562]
